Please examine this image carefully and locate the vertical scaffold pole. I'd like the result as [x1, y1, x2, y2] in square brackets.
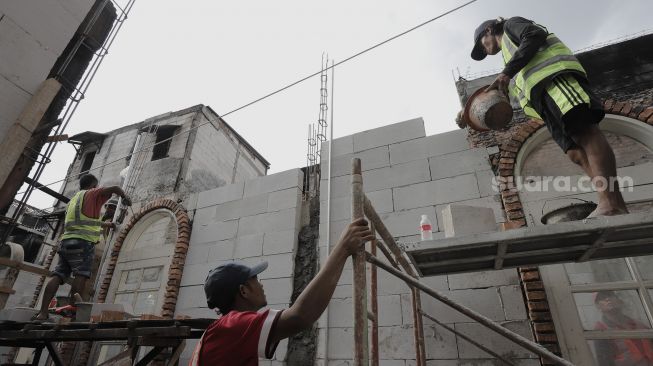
[351, 158, 368, 365]
[370, 221, 379, 366]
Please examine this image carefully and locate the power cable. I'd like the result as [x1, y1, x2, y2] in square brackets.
[18, 0, 479, 195]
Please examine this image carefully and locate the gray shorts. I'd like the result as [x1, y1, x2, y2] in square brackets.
[52, 238, 95, 279]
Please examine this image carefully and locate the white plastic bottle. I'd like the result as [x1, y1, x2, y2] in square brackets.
[420, 214, 433, 241]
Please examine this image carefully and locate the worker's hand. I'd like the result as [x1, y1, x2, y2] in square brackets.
[336, 218, 375, 256]
[455, 110, 467, 129]
[121, 196, 132, 206]
[486, 73, 511, 97]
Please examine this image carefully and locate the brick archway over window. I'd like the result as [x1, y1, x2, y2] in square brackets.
[495, 100, 653, 363]
[97, 198, 190, 319]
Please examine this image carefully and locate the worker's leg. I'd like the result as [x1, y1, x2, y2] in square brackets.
[570, 125, 628, 216]
[566, 147, 593, 177]
[36, 276, 63, 320]
[70, 276, 86, 305]
[67, 239, 94, 305]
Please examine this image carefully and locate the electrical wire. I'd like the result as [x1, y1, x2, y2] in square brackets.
[19, 0, 479, 195]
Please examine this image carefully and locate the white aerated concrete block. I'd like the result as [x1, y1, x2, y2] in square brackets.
[455, 321, 536, 359]
[320, 188, 393, 223]
[388, 137, 428, 165]
[190, 220, 238, 244]
[237, 208, 298, 236]
[353, 118, 425, 152]
[321, 135, 354, 158]
[476, 169, 498, 197]
[448, 269, 519, 290]
[380, 206, 437, 238]
[263, 229, 297, 255]
[250, 253, 294, 279]
[234, 233, 264, 258]
[441, 204, 496, 238]
[429, 148, 490, 180]
[362, 159, 431, 192]
[376, 295, 403, 326]
[184, 244, 210, 265]
[435, 196, 505, 226]
[500, 285, 528, 320]
[408, 287, 505, 324]
[244, 169, 303, 197]
[328, 327, 354, 359]
[207, 239, 236, 261]
[426, 129, 470, 157]
[176, 285, 206, 309]
[213, 195, 269, 222]
[393, 174, 480, 211]
[260, 277, 293, 305]
[267, 188, 301, 212]
[322, 146, 390, 178]
[196, 181, 245, 209]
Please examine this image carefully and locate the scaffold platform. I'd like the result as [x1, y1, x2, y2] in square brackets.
[406, 211, 653, 276]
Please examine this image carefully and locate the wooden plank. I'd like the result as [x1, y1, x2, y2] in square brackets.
[0, 285, 16, 295]
[135, 346, 164, 366]
[0, 326, 192, 342]
[0, 257, 51, 276]
[97, 348, 131, 366]
[494, 242, 507, 270]
[45, 342, 65, 366]
[578, 229, 614, 262]
[167, 339, 186, 366]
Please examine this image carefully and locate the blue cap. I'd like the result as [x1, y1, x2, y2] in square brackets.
[471, 19, 498, 61]
[204, 261, 268, 310]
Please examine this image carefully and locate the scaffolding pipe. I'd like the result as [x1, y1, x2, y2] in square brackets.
[370, 221, 379, 366]
[351, 158, 368, 365]
[420, 310, 516, 366]
[365, 253, 575, 366]
[411, 288, 426, 366]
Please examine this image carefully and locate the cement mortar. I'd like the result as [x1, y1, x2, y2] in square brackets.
[286, 195, 319, 365]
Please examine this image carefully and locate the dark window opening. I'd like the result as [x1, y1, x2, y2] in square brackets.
[80, 151, 96, 173]
[151, 127, 178, 161]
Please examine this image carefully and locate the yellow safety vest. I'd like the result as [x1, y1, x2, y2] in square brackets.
[61, 190, 102, 243]
[501, 30, 587, 119]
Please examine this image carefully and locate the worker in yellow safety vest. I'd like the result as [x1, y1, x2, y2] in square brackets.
[464, 17, 628, 217]
[33, 174, 131, 321]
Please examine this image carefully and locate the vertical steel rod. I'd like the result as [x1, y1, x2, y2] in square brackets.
[370, 221, 379, 366]
[351, 158, 368, 365]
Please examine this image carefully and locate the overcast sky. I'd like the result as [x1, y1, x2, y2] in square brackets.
[25, 0, 653, 209]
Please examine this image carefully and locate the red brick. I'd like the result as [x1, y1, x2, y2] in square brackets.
[521, 270, 540, 281]
[526, 290, 547, 301]
[504, 201, 523, 211]
[501, 151, 517, 158]
[638, 107, 653, 122]
[528, 301, 550, 312]
[501, 143, 520, 153]
[621, 102, 633, 115]
[612, 101, 625, 113]
[499, 157, 515, 164]
[524, 281, 544, 291]
[535, 332, 558, 343]
[498, 163, 514, 170]
[543, 343, 561, 354]
[507, 210, 524, 220]
[500, 220, 525, 231]
[502, 194, 520, 204]
[603, 99, 614, 111]
[534, 322, 556, 333]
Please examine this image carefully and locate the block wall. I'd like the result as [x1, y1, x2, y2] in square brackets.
[175, 168, 304, 366]
[316, 118, 538, 365]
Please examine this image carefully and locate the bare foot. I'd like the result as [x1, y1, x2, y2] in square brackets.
[586, 206, 629, 219]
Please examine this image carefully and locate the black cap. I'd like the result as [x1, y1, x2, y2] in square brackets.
[594, 290, 617, 303]
[204, 261, 268, 310]
[471, 19, 498, 61]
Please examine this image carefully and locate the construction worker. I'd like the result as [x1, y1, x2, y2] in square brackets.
[33, 174, 131, 321]
[593, 291, 653, 365]
[467, 17, 629, 217]
[189, 218, 374, 365]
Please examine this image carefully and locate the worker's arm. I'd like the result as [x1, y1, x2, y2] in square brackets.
[269, 218, 374, 343]
[99, 186, 132, 206]
[501, 17, 548, 78]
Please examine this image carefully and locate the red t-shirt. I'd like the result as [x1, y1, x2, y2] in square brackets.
[81, 188, 112, 219]
[189, 309, 282, 366]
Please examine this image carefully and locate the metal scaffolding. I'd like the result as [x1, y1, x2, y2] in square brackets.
[349, 158, 575, 366]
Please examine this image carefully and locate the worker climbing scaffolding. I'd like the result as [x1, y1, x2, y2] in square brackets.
[32, 174, 131, 321]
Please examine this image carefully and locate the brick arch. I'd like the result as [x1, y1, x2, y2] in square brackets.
[97, 198, 190, 319]
[494, 100, 653, 363]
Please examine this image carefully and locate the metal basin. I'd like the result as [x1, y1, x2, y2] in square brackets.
[462, 85, 513, 131]
[541, 202, 597, 225]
